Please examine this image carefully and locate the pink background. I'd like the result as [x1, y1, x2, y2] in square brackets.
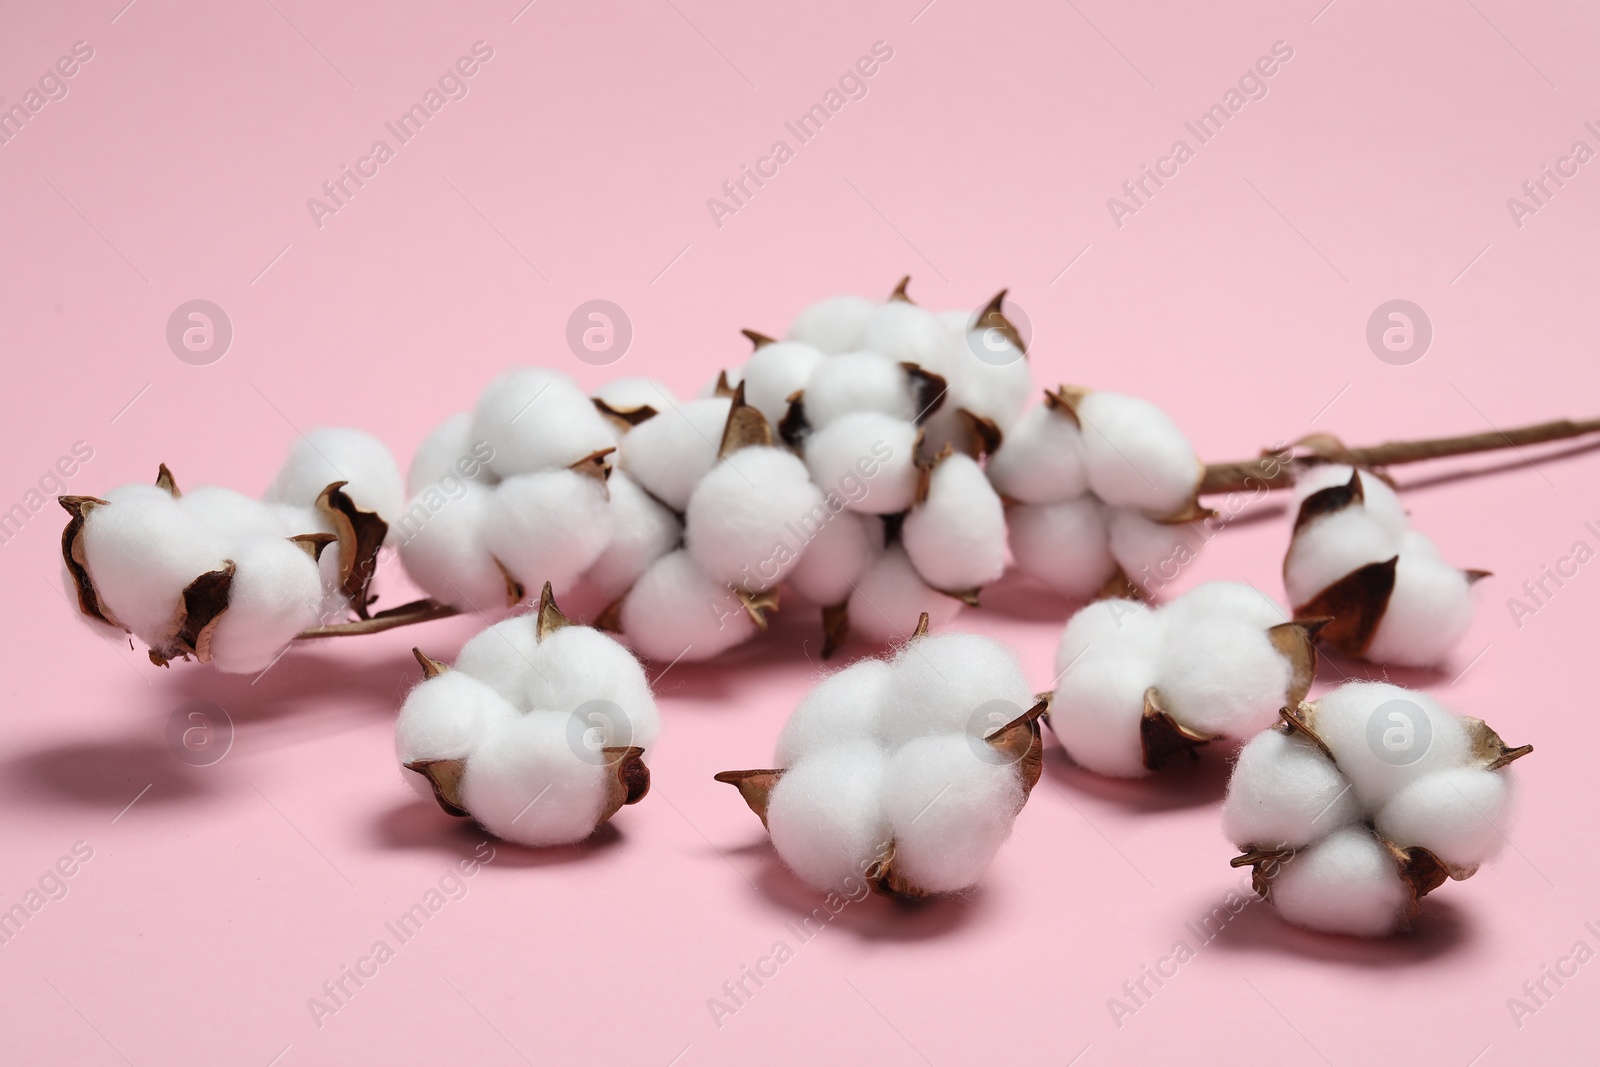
[3, 0, 1598, 1063]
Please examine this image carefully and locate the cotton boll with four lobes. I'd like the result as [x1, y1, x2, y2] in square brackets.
[1006, 497, 1116, 599]
[1222, 729, 1362, 850]
[802, 412, 919, 514]
[1374, 767, 1512, 869]
[1292, 464, 1408, 542]
[585, 471, 683, 600]
[1282, 508, 1398, 607]
[460, 711, 612, 848]
[986, 405, 1088, 504]
[802, 352, 920, 428]
[176, 486, 285, 541]
[1049, 657, 1158, 778]
[861, 300, 957, 379]
[1363, 553, 1475, 668]
[594, 377, 676, 416]
[265, 428, 405, 525]
[619, 549, 759, 662]
[481, 470, 613, 597]
[901, 454, 1007, 592]
[1270, 826, 1413, 937]
[1310, 682, 1471, 809]
[454, 614, 542, 706]
[878, 633, 1034, 750]
[1054, 598, 1166, 678]
[881, 734, 1025, 894]
[1107, 508, 1196, 589]
[1077, 391, 1200, 516]
[1154, 619, 1292, 738]
[685, 447, 826, 593]
[396, 481, 507, 611]
[766, 740, 891, 892]
[520, 625, 660, 752]
[1160, 581, 1287, 632]
[471, 371, 617, 479]
[207, 536, 325, 674]
[618, 396, 732, 511]
[395, 671, 519, 799]
[787, 294, 875, 355]
[846, 545, 961, 644]
[773, 659, 894, 767]
[740, 342, 826, 427]
[786, 511, 884, 608]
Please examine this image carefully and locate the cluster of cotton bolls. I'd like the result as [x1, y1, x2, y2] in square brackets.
[1283, 465, 1480, 667]
[1047, 582, 1313, 778]
[716, 619, 1046, 897]
[59, 429, 403, 673]
[1222, 681, 1529, 936]
[987, 386, 1206, 600]
[395, 587, 658, 847]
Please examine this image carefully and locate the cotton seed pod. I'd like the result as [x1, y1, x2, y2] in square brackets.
[901, 450, 1007, 596]
[1006, 497, 1118, 599]
[398, 585, 656, 848]
[265, 428, 406, 535]
[933, 292, 1033, 432]
[617, 549, 762, 662]
[842, 544, 963, 646]
[716, 614, 1046, 898]
[786, 294, 875, 355]
[859, 278, 960, 380]
[482, 466, 615, 599]
[802, 351, 925, 428]
[618, 396, 733, 512]
[737, 339, 826, 427]
[986, 402, 1089, 505]
[1224, 680, 1529, 936]
[407, 412, 496, 497]
[470, 368, 617, 479]
[1053, 387, 1204, 519]
[395, 480, 511, 611]
[802, 412, 920, 516]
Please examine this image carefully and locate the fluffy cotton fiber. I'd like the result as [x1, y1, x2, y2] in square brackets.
[619, 549, 759, 662]
[901, 453, 1007, 592]
[685, 447, 825, 592]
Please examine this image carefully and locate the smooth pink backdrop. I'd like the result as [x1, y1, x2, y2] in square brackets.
[2, 1, 1598, 1064]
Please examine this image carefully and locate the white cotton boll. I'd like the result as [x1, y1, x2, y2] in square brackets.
[1162, 581, 1287, 631]
[803, 352, 918, 428]
[594, 377, 675, 414]
[1077, 392, 1200, 516]
[206, 537, 324, 673]
[1292, 465, 1408, 542]
[176, 486, 286, 540]
[786, 512, 884, 607]
[1400, 530, 1440, 558]
[396, 482, 507, 611]
[882, 734, 1025, 894]
[82, 488, 230, 645]
[741, 342, 825, 426]
[1311, 683, 1471, 809]
[521, 626, 660, 751]
[1283, 509, 1399, 607]
[901, 455, 1007, 592]
[407, 413, 495, 496]
[1049, 657, 1158, 778]
[270, 503, 332, 538]
[685, 448, 826, 593]
[787, 294, 875, 355]
[265, 428, 405, 524]
[861, 301, 957, 379]
[1269, 826, 1411, 937]
[395, 672, 518, 799]
[943, 345, 1033, 432]
[878, 633, 1034, 749]
[1364, 553, 1474, 668]
[1374, 767, 1512, 869]
[846, 545, 962, 644]
[470, 371, 617, 479]
[267, 503, 343, 613]
[1107, 508, 1195, 589]
[482, 471, 613, 597]
[1007, 498, 1116, 599]
[1155, 620, 1292, 737]
[585, 471, 683, 600]
[774, 659, 894, 766]
[1223, 729, 1361, 850]
[802, 413, 919, 515]
[1055, 598, 1166, 677]
[986, 405, 1088, 504]
[455, 614, 541, 705]
[619, 549, 758, 662]
[618, 397, 732, 511]
[766, 740, 890, 892]
[462, 712, 611, 847]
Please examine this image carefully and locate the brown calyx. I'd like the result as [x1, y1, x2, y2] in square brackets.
[315, 481, 390, 619]
[973, 290, 1027, 355]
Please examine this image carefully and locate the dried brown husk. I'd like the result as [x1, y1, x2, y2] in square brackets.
[720, 383, 774, 456]
[568, 448, 616, 486]
[736, 586, 781, 630]
[593, 397, 660, 433]
[954, 409, 1003, 459]
[973, 290, 1028, 355]
[740, 328, 776, 349]
[777, 390, 809, 449]
[149, 562, 237, 666]
[820, 601, 849, 660]
[315, 481, 389, 619]
[1139, 686, 1217, 771]
[902, 364, 948, 424]
[57, 495, 121, 629]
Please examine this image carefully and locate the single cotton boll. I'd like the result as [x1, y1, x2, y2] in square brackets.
[1223, 730, 1361, 850]
[901, 455, 1007, 591]
[803, 352, 919, 428]
[1293, 465, 1408, 542]
[265, 428, 405, 524]
[455, 614, 541, 705]
[1364, 553, 1474, 668]
[1155, 620, 1292, 737]
[408, 412, 495, 496]
[471, 371, 617, 479]
[396, 482, 507, 611]
[882, 735, 1025, 894]
[462, 712, 611, 847]
[594, 377, 675, 414]
[82, 488, 230, 646]
[521, 626, 660, 751]
[1283, 509, 1399, 607]
[1078, 392, 1200, 516]
[774, 659, 894, 766]
[618, 397, 732, 511]
[803, 412, 919, 515]
[1311, 683, 1471, 809]
[878, 633, 1034, 750]
[1107, 508, 1195, 589]
[741, 342, 825, 426]
[395, 672, 519, 799]
[1050, 657, 1158, 778]
[786, 512, 884, 607]
[482, 471, 613, 597]
[207, 537, 324, 674]
[846, 545, 962, 644]
[1269, 826, 1411, 937]
[619, 549, 758, 662]
[685, 448, 826, 593]
[787, 294, 875, 355]
[986, 405, 1088, 504]
[1007, 498, 1116, 599]
[585, 471, 683, 599]
[1055, 598, 1167, 677]
[1162, 581, 1287, 631]
[861, 301, 957, 379]
[942, 341, 1033, 431]
[1374, 767, 1512, 869]
[766, 740, 890, 892]
[176, 486, 286, 541]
